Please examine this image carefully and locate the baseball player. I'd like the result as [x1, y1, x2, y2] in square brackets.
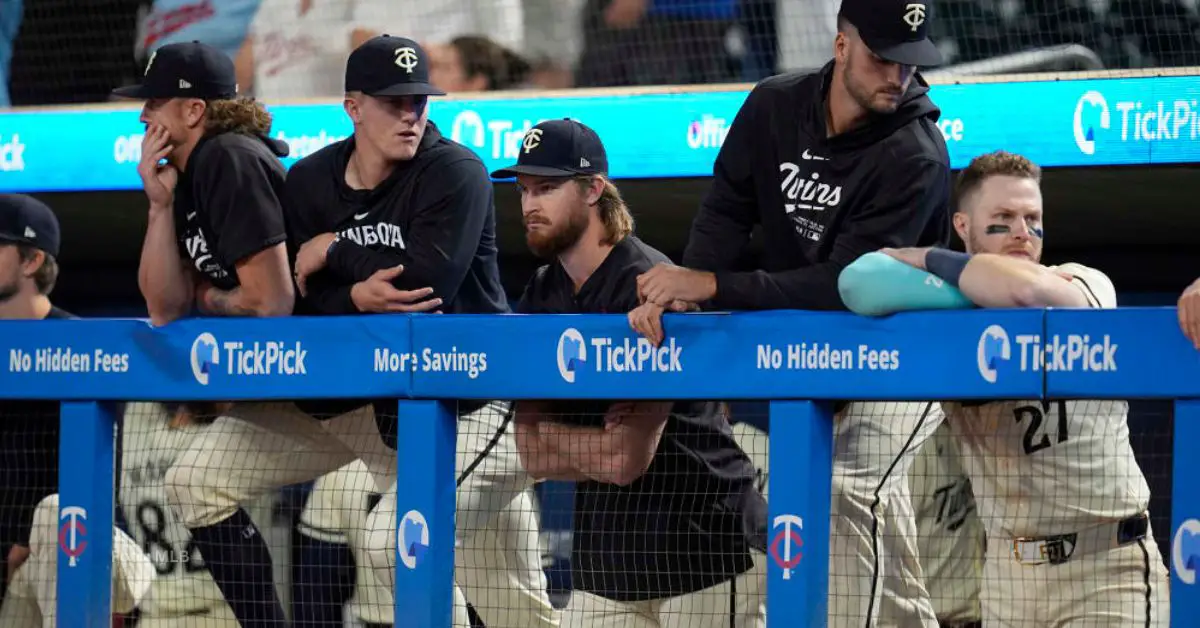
[0, 493, 155, 628]
[0, 195, 155, 626]
[0, 195, 71, 606]
[857, 149, 1171, 625]
[114, 41, 294, 326]
[280, 35, 553, 626]
[630, 0, 951, 624]
[294, 460, 395, 627]
[119, 402, 244, 627]
[295, 461, 549, 627]
[908, 422, 983, 628]
[114, 41, 380, 628]
[496, 119, 768, 627]
[1179, 276, 1200, 348]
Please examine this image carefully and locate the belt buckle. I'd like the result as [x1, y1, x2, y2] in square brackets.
[1011, 537, 1043, 564]
[1012, 535, 1074, 565]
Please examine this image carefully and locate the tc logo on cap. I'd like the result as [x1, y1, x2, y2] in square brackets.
[903, 3, 927, 31]
[522, 129, 543, 154]
[394, 47, 419, 73]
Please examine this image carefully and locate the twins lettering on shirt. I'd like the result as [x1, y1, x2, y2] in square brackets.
[779, 151, 843, 243]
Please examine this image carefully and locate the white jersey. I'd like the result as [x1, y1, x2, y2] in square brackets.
[299, 459, 392, 624]
[944, 264, 1151, 538]
[909, 422, 983, 622]
[249, 0, 358, 102]
[120, 402, 234, 619]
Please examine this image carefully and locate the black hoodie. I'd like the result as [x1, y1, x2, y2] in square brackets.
[174, 131, 291, 291]
[683, 62, 952, 311]
[284, 122, 509, 316]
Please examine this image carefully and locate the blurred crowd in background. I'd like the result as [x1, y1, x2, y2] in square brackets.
[0, 0, 1198, 108]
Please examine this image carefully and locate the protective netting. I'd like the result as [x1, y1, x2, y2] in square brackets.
[0, 400, 61, 627]
[0, 393, 1174, 625]
[896, 398, 1173, 626]
[508, 399, 769, 625]
[4, 0, 1199, 106]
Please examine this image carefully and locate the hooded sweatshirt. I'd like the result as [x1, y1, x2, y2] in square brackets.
[284, 122, 509, 316]
[175, 131, 292, 291]
[683, 61, 952, 311]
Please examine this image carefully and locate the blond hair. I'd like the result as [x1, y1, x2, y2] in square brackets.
[204, 98, 273, 136]
[575, 175, 634, 245]
[954, 150, 1042, 211]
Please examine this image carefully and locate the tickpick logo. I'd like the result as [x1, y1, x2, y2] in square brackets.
[1073, 91, 1111, 155]
[190, 332, 219, 386]
[1173, 518, 1200, 585]
[557, 328, 587, 383]
[399, 510, 429, 570]
[976, 324, 1010, 384]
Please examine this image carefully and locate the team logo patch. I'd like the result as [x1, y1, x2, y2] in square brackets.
[770, 514, 803, 580]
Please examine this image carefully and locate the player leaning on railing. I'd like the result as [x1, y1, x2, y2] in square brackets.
[493, 119, 769, 627]
[281, 36, 555, 628]
[117, 41, 294, 325]
[840, 150, 1171, 626]
[0, 195, 156, 626]
[113, 40, 312, 627]
[629, 0, 952, 624]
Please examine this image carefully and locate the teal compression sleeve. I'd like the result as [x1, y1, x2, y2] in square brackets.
[837, 251, 974, 316]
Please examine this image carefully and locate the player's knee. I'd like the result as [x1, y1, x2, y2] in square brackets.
[830, 468, 877, 516]
[362, 524, 395, 586]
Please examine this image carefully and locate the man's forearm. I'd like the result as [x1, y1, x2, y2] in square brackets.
[536, 422, 630, 483]
[139, 207, 193, 326]
[199, 287, 259, 317]
[714, 265, 845, 311]
[514, 422, 589, 481]
[957, 253, 1089, 309]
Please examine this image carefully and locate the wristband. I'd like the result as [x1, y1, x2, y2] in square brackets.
[925, 248, 971, 288]
[325, 235, 341, 259]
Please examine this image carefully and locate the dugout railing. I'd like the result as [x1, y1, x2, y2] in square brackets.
[2, 307, 1197, 626]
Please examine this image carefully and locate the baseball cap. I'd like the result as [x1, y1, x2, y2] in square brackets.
[490, 119, 608, 179]
[838, 0, 943, 67]
[0, 195, 60, 257]
[112, 41, 238, 100]
[345, 35, 446, 97]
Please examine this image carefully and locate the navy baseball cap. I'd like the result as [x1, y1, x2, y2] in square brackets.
[0, 195, 60, 257]
[112, 41, 239, 100]
[345, 35, 446, 97]
[838, 0, 943, 66]
[490, 119, 608, 179]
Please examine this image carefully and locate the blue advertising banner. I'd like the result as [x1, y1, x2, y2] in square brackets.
[1044, 307, 1200, 398]
[0, 315, 412, 400]
[0, 75, 1195, 193]
[409, 309, 1046, 400]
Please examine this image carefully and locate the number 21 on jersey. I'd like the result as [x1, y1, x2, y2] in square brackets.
[1013, 401, 1069, 455]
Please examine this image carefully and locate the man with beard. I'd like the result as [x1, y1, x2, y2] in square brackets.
[0, 195, 154, 626]
[628, 0, 952, 624]
[496, 119, 768, 626]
